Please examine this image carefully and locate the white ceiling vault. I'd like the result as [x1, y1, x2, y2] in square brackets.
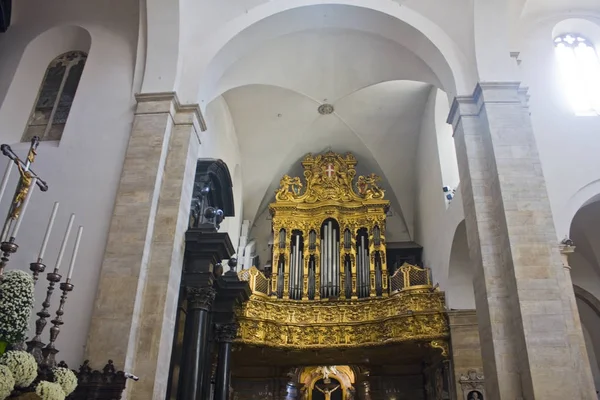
[206, 4, 455, 242]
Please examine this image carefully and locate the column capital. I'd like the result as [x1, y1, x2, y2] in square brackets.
[447, 82, 530, 130]
[186, 286, 217, 311]
[215, 322, 238, 343]
[134, 91, 206, 133]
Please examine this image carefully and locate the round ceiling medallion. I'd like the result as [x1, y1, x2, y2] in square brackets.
[318, 104, 334, 115]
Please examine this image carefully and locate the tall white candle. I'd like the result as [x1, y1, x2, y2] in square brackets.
[0, 159, 13, 205]
[66, 226, 83, 280]
[38, 202, 59, 260]
[54, 214, 75, 271]
[10, 178, 37, 240]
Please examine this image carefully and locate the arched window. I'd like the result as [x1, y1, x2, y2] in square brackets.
[22, 51, 87, 142]
[554, 34, 600, 116]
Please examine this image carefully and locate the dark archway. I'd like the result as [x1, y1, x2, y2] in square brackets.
[190, 159, 235, 229]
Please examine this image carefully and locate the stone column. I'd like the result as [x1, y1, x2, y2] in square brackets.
[448, 82, 596, 399]
[85, 93, 205, 399]
[214, 323, 237, 400]
[179, 287, 216, 400]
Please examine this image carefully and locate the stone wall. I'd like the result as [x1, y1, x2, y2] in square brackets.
[448, 310, 483, 400]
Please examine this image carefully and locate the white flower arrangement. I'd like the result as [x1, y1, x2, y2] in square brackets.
[0, 350, 38, 387]
[35, 381, 65, 400]
[0, 270, 34, 344]
[51, 367, 77, 396]
[0, 364, 15, 400]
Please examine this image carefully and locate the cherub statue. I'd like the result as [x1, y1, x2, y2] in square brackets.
[356, 173, 384, 199]
[275, 175, 303, 201]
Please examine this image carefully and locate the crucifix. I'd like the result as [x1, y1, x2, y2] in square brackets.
[315, 379, 341, 400]
[325, 163, 335, 179]
[0, 136, 48, 277]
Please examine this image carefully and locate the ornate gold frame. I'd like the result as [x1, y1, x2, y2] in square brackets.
[270, 152, 389, 299]
[236, 269, 448, 351]
[236, 152, 449, 353]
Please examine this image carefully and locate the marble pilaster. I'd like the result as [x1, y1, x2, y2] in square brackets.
[85, 92, 205, 400]
[448, 82, 596, 399]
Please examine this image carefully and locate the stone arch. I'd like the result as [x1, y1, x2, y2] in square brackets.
[0, 25, 91, 143]
[194, 158, 235, 217]
[447, 219, 475, 309]
[139, 0, 181, 94]
[568, 199, 600, 391]
[552, 18, 600, 45]
[561, 179, 600, 240]
[180, 0, 475, 105]
[574, 285, 600, 389]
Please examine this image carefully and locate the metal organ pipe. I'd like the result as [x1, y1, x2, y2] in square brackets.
[332, 227, 336, 296]
[295, 234, 301, 299]
[336, 236, 340, 296]
[360, 235, 365, 297]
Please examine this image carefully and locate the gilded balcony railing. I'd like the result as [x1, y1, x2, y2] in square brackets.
[389, 263, 432, 293]
[238, 266, 270, 297]
[241, 262, 433, 298]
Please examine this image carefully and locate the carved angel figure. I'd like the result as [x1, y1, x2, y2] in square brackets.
[276, 175, 303, 200]
[356, 174, 384, 199]
[314, 366, 340, 381]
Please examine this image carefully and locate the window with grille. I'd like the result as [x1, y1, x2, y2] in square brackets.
[554, 34, 600, 116]
[22, 51, 87, 142]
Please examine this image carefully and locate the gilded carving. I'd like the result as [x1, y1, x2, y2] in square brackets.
[270, 152, 386, 207]
[235, 290, 448, 349]
[241, 152, 449, 349]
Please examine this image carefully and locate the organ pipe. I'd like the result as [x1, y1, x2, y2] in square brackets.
[331, 226, 335, 295]
[295, 234, 301, 298]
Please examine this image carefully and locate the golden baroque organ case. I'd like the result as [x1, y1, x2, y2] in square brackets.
[236, 152, 449, 354]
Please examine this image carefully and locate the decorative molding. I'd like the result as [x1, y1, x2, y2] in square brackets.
[447, 82, 529, 129]
[236, 291, 448, 349]
[186, 287, 217, 311]
[458, 370, 485, 400]
[134, 91, 207, 132]
[215, 323, 239, 343]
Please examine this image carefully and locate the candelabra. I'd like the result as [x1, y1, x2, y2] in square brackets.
[0, 138, 82, 368]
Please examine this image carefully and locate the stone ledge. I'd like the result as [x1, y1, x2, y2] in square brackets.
[134, 91, 206, 136]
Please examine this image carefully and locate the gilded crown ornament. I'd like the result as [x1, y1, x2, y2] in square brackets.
[274, 152, 385, 204]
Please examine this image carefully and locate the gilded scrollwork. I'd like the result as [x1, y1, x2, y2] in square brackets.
[271, 152, 387, 206]
[235, 290, 448, 349]
[356, 173, 384, 200]
[430, 340, 450, 358]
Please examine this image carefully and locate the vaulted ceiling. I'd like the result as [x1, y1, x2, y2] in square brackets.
[207, 4, 455, 242]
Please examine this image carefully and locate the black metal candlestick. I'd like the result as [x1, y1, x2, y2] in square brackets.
[42, 278, 73, 368]
[27, 269, 61, 364]
[0, 239, 18, 279]
[29, 259, 47, 285]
